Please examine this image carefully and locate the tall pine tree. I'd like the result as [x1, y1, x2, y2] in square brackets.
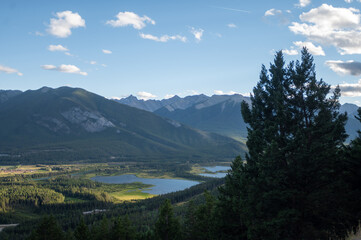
[344, 108, 361, 228]
[155, 199, 181, 240]
[219, 48, 351, 239]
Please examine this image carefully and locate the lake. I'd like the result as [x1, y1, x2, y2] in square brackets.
[199, 166, 231, 178]
[91, 174, 199, 195]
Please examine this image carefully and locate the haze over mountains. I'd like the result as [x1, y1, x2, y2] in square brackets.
[0, 87, 245, 163]
[117, 94, 361, 142]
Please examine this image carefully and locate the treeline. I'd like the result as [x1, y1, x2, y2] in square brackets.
[0, 185, 65, 211]
[0, 176, 224, 239]
[13, 191, 219, 240]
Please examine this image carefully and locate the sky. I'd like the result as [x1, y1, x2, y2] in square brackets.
[1, 0, 361, 105]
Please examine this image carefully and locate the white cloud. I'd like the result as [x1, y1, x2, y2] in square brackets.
[265, 9, 282, 16]
[102, 49, 112, 54]
[289, 4, 361, 55]
[190, 27, 204, 42]
[283, 48, 299, 55]
[227, 23, 237, 28]
[164, 94, 175, 99]
[110, 97, 121, 100]
[137, 91, 156, 100]
[64, 52, 73, 56]
[41, 64, 87, 76]
[106, 11, 155, 29]
[293, 41, 325, 55]
[139, 33, 187, 42]
[297, 0, 311, 8]
[0, 64, 23, 76]
[336, 79, 361, 96]
[326, 60, 361, 76]
[47, 11, 85, 38]
[48, 44, 69, 52]
[90, 61, 97, 65]
[214, 90, 239, 95]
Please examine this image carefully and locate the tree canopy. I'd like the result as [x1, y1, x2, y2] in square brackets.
[217, 48, 354, 239]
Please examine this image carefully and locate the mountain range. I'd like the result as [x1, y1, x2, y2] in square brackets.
[117, 94, 361, 142]
[0, 87, 246, 163]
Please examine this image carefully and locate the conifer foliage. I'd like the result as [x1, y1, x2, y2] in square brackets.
[345, 108, 361, 225]
[219, 48, 352, 239]
[155, 199, 181, 240]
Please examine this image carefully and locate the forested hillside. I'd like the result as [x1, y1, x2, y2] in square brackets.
[0, 87, 246, 164]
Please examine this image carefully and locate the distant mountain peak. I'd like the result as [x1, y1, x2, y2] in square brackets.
[0, 86, 246, 162]
[168, 95, 181, 100]
[115, 93, 249, 113]
[0, 89, 23, 104]
[39, 86, 53, 93]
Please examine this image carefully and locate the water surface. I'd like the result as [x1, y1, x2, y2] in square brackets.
[199, 166, 231, 178]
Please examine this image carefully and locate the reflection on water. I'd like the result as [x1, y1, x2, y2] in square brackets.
[199, 166, 231, 178]
[91, 174, 199, 195]
[199, 172, 228, 178]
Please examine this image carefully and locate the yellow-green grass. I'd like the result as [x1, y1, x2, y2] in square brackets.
[91, 182, 155, 202]
[109, 189, 154, 202]
[189, 165, 207, 175]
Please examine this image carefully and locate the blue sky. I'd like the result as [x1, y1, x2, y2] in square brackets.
[1, 0, 361, 105]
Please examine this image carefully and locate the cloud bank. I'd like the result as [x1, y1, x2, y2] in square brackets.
[283, 48, 299, 55]
[102, 49, 112, 54]
[106, 11, 155, 29]
[293, 41, 325, 56]
[139, 33, 186, 42]
[48, 44, 69, 52]
[326, 60, 361, 76]
[289, 4, 361, 55]
[47, 11, 85, 38]
[297, 0, 311, 8]
[41, 64, 87, 76]
[137, 91, 156, 100]
[337, 80, 361, 97]
[0, 64, 23, 76]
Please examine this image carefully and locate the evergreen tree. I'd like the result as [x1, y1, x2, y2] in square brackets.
[345, 108, 361, 225]
[28, 215, 64, 240]
[216, 156, 247, 240]
[155, 199, 181, 240]
[192, 191, 216, 240]
[74, 217, 91, 240]
[111, 216, 136, 240]
[183, 200, 197, 240]
[92, 215, 109, 240]
[228, 48, 351, 239]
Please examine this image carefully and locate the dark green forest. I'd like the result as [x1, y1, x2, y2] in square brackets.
[1, 49, 361, 240]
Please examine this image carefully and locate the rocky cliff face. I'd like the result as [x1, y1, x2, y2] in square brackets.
[61, 107, 115, 133]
